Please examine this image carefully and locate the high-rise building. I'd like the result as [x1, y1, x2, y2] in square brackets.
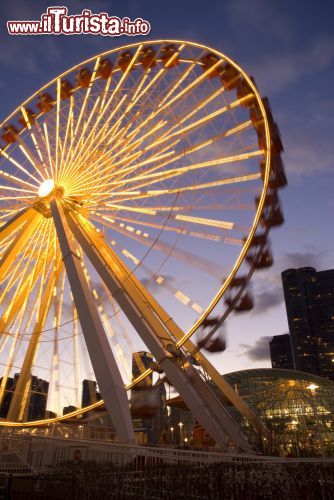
[0, 375, 49, 420]
[269, 334, 294, 369]
[81, 379, 101, 408]
[0, 377, 14, 419]
[282, 267, 334, 380]
[26, 376, 49, 420]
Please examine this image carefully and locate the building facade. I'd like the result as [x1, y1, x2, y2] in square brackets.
[282, 267, 334, 380]
[269, 334, 294, 369]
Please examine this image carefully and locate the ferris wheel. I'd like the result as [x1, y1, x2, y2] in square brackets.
[0, 40, 286, 448]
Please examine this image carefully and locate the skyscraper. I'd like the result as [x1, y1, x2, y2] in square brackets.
[0, 375, 49, 420]
[282, 267, 334, 380]
[0, 377, 14, 419]
[82, 379, 102, 408]
[27, 376, 49, 420]
[269, 334, 294, 369]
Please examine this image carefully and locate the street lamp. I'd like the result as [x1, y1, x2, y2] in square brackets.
[170, 427, 174, 445]
[307, 383, 324, 456]
[178, 422, 183, 445]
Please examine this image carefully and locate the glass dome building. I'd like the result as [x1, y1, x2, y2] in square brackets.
[224, 368, 334, 456]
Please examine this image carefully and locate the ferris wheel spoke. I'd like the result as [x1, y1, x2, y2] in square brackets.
[54, 78, 62, 178]
[97, 91, 251, 182]
[60, 58, 101, 178]
[126, 43, 186, 110]
[41, 123, 57, 180]
[20, 108, 48, 172]
[107, 151, 263, 194]
[145, 94, 254, 156]
[102, 174, 260, 206]
[82, 167, 260, 206]
[102, 61, 156, 137]
[73, 58, 101, 139]
[104, 119, 254, 191]
[0, 168, 39, 194]
[68, 59, 183, 180]
[91, 213, 218, 276]
[156, 58, 223, 116]
[69, 129, 175, 195]
[62, 93, 129, 185]
[0, 149, 42, 187]
[99, 74, 112, 113]
[84, 119, 173, 186]
[31, 120, 54, 179]
[65, 44, 146, 172]
[15, 135, 47, 183]
[109, 212, 235, 236]
[0, 185, 37, 196]
[110, 237, 204, 315]
[62, 95, 101, 180]
[57, 97, 74, 183]
[113, 72, 224, 161]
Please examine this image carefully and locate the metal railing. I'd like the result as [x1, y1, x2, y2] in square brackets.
[0, 431, 334, 475]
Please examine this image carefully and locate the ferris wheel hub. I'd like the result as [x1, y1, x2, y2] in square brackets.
[33, 180, 65, 217]
[38, 179, 55, 197]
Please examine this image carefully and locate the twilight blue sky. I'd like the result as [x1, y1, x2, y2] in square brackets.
[0, 0, 333, 374]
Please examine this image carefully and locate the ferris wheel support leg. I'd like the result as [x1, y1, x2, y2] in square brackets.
[0, 207, 34, 244]
[70, 214, 263, 445]
[50, 199, 135, 445]
[195, 352, 266, 436]
[68, 213, 252, 451]
[7, 260, 62, 422]
[0, 212, 42, 282]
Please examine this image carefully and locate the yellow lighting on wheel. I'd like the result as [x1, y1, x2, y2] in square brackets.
[38, 179, 55, 197]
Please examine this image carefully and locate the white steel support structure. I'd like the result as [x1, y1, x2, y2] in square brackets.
[50, 199, 135, 444]
[66, 210, 252, 452]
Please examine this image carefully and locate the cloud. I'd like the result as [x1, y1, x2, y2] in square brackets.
[281, 250, 319, 270]
[252, 287, 284, 315]
[248, 248, 327, 317]
[240, 335, 271, 361]
[249, 35, 334, 93]
[223, 0, 294, 45]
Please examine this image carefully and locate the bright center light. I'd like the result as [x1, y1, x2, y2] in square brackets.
[38, 179, 55, 197]
[307, 383, 319, 391]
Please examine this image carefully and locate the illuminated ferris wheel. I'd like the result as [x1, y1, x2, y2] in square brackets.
[0, 40, 286, 448]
